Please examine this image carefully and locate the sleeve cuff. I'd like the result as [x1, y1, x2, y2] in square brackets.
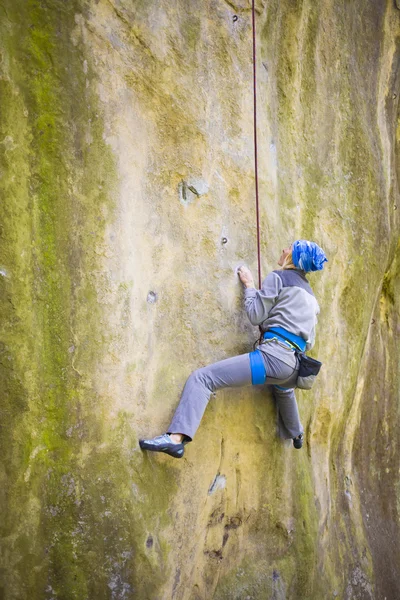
[244, 286, 257, 298]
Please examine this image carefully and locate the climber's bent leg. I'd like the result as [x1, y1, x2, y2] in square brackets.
[167, 353, 253, 442]
[272, 385, 303, 439]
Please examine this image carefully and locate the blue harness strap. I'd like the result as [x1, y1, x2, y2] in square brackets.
[263, 327, 306, 352]
[249, 350, 266, 385]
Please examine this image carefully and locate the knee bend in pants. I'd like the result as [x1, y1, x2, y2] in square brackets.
[190, 367, 215, 392]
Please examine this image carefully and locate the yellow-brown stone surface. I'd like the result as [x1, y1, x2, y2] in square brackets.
[0, 1, 399, 598]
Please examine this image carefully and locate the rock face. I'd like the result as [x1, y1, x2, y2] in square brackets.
[0, 1, 399, 598]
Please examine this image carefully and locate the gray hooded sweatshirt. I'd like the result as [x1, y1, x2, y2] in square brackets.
[244, 269, 319, 365]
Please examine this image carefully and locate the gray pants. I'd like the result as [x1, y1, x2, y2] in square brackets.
[167, 350, 302, 441]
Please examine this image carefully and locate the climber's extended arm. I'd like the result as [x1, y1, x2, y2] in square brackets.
[238, 268, 282, 326]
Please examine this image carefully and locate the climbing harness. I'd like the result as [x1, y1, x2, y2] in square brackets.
[250, 328, 323, 390]
[262, 328, 306, 352]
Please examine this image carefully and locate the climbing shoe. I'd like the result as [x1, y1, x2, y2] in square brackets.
[139, 433, 185, 458]
[293, 433, 304, 449]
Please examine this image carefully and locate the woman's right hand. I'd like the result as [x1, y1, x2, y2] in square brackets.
[238, 266, 255, 288]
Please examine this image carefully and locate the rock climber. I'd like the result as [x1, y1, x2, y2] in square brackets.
[139, 240, 327, 458]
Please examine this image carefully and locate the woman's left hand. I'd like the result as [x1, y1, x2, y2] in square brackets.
[238, 266, 255, 288]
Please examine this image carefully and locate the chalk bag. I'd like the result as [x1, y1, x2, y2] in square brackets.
[296, 353, 322, 390]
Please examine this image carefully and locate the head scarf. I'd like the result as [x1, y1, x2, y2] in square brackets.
[291, 240, 328, 272]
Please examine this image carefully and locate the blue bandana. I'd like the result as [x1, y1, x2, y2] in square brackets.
[292, 240, 328, 272]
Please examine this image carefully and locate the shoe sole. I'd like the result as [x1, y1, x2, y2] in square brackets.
[139, 440, 184, 458]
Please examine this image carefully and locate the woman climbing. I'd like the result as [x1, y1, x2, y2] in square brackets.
[139, 240, 327, 458]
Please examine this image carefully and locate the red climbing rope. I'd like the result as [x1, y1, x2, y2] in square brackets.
[251, 0, 262, 290]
